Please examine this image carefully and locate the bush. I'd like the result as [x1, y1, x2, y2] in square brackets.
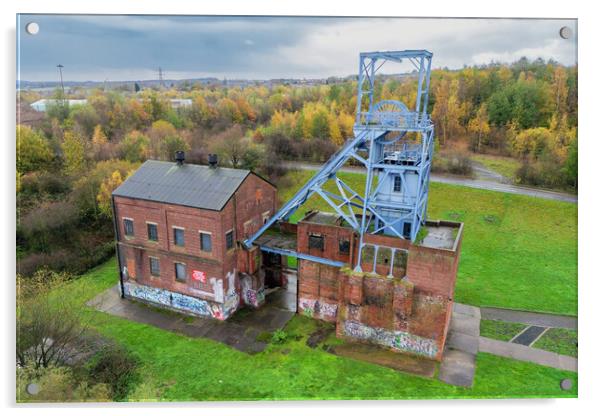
[271, 330, 288, 344]
[88, 343, 140, 401]
[432, 151, 473, 176]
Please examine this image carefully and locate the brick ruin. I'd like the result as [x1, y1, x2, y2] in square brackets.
[253, 211, 463, 361]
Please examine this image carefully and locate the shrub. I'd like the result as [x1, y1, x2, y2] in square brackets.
[271, 330, 288, 344]
[88, 343, 140, 401]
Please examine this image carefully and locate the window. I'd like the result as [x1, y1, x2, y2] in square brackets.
[393, 175, 402, 192]
[175, 262, 186, 282]
[339, 239, 350, 254]
[149, 257, 160, 276]
[123, 218, 134, 237]
[225, 230, 234, 250]
[309, 234, 324, 250]
[200, 232, 212, 252]
[147, 223, 158, 241]
[173, 227, 185, 247]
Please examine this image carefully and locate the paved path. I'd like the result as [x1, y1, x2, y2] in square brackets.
[479, 336, 577, 372]
[510, 325, 548, 346]
[480, 307, 577, 330]
[439, 303, 480, 387]
[282, 161, 577, 204]
[88, 285, 294, 354]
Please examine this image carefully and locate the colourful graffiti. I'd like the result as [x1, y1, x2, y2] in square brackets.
[318, 301, 338, 320]
[124, 281, 216, 318]
[298, 297, 317, 317]
[343, 320, 438, 358]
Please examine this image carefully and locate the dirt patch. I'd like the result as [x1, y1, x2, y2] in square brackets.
[306, 326, 334, 348]
[331, 342, 437, 378]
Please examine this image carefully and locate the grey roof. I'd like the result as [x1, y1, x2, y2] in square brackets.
[112, 160, 253, 211]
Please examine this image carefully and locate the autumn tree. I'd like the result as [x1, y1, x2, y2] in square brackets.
[97, 170, 129, 218]
[467, 103, 491, 152]
[431, 78, 463, 145]
[61, 131, 86, 176]
[119, 130, 150, 163]
[17, 125, 54, 173]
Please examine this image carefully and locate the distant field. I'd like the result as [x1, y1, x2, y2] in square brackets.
[470, 153, 522, 181]
[43, 259, 576, 402]
[278, 169, 577, 315]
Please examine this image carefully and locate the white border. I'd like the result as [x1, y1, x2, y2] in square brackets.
[3, 0, 601, 414]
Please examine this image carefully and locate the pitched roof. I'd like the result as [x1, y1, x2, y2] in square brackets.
[112, 160, 254, 211]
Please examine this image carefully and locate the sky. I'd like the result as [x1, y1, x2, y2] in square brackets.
[17, 15, 577, 82]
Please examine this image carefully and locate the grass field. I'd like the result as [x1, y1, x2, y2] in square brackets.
[532, 328, 578, 358]
[470, 153, 522, 181]
[480, 320, 527, 342]
[279, 169, 577, 315]
[46, 259, 577, 401]
[23, 172, 577, 401]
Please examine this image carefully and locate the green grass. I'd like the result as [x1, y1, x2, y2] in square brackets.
[279, 169, 577, 315]
[480, 320, 527, 342]
[48, 260, 576, 401]
[471, 153, 521, 180]
[533, 328, 578, 358]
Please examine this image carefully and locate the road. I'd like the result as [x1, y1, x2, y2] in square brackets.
[281, 161, 578, 204]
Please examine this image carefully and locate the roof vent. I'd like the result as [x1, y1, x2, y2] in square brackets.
[175, 151, 185, 166]
[208, 153, 218, 169]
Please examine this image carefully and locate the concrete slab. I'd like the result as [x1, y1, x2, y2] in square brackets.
[449, 311, 480, 337]
[447, 331, 479, 355]
[479, 336, 577, 372]
[453, 302, 481, 319]
[88, 284, 293, 354]
[481, 307, 577, 330]
[438, 348, 476, 388]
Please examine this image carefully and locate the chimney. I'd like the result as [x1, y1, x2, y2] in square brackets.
[208, 153, 218, 169]
[175, 150, 185, 166]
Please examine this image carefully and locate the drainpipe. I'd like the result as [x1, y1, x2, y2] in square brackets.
[111, 195, 125, 298]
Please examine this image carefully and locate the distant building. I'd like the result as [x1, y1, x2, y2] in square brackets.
[30, 99, 87, 112]
[111, 156, 277, 320]
[168, 98, 192, 108]
[30, 98, 193, 112]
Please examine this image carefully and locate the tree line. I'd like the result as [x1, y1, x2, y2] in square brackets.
[16, 56, 577, 277]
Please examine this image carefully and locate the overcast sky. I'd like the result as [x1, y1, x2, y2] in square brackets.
[17, 15, 577, 82]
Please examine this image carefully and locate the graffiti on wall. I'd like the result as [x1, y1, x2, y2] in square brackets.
[240, 274, 264, 308]
[124, 281, 222, 319]
[298, 297, 338, 320]
[298, 297, 317, 317]
[343, 320, 438, 358]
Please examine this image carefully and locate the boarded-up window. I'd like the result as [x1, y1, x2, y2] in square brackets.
[309, 234, 324, 250]
[127, 258, 136, 279]
[255, 188, 263, 204]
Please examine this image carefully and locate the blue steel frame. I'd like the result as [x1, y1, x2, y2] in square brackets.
[244, 50, 435, 271]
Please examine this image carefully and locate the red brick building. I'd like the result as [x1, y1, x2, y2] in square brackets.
[111, 156, 276, 320]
